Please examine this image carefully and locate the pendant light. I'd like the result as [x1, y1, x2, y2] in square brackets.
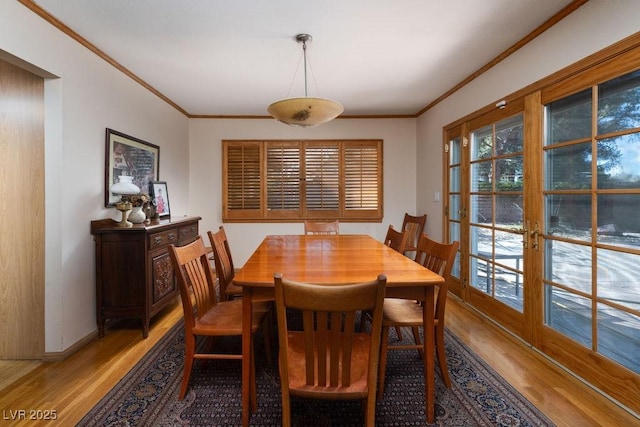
[268, 34, 343, 127]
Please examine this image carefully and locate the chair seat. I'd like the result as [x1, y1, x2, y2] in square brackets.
[382, 298, 440, 327]
[224, 282, 244, 297]
[193, 299, 269, 335]
[284, 331, 372, 399]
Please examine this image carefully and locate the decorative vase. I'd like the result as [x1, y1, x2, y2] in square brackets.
[128, 206, 146, 224]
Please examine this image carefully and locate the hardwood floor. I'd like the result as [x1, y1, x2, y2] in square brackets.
[0, 295, 637, 426]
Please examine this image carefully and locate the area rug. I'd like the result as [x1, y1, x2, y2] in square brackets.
[79, 319, 554, 426]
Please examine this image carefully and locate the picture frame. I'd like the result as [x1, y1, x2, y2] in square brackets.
[105, 128, 160, 207]
[149, 181, 171, 218]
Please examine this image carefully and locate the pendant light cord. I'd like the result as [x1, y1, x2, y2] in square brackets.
[302, 38, 308, 97]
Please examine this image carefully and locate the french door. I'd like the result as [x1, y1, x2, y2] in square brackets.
[446, 104, 531, 338]
[443, 60, 640, 411]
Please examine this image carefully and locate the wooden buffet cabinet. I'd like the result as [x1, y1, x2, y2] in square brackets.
[90, 216, 200, 338]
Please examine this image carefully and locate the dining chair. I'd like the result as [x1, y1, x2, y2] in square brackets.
[376, 234, 459, 398]
[401, 213, 427, 255]
[303, 219, 339, 235]
[208, 226, 243, 300]
[168, 236, 272, 401]
[273, 272, 387, 427]
[383, 224, 410, 254]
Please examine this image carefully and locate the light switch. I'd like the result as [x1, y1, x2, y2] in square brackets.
[434, 192, 441, 202]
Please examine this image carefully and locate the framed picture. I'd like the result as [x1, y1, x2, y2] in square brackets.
[149, 181, 171, 217]
[105, 128, 159, 207]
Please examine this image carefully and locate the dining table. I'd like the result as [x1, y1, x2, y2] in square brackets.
[232, 234, 445, 426]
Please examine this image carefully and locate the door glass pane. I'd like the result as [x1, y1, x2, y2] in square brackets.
[598, 69, 640, 134]
[496, 156, 523, 191]
[545, 285, 592, 347]
[597, 134, 640, 189]
[470, 225, 492, 258]
[471, 160, 492, 192]
[545, 88, 592, 145]
[597, 194, 640, 249]
[495, 195, 523, 227]
[597, 248, 640, 311]
[450, 221, 460, 245]
[597, 304, 640, 373]
[545, 240, 592, 293]
[470, 225, 492, 295]
[494, 230, 524, 311]
[471, 194, 492, 224]
[450, 136, 461, 164]
[471, 125, 493, 161]
[495, 265, 523, 310]
[496, 114, 524, 155]
[449, 194, 460, 221]
[545, 194, 592, 240]
[450, 166, 461, 192]
[545, 142, 592, 190]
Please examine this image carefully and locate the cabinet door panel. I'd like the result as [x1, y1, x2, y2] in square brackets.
[102, 239, 145, 307]
[151, 251, 176, 305]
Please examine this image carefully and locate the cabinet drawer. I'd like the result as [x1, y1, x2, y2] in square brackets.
[178, 223, 199, 245]
[149, 229, 179, 250]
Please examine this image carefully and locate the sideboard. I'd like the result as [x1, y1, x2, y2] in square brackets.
[90, 216, 201, 338]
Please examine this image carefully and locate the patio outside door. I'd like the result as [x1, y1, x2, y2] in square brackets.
[443, 62, 640, 409]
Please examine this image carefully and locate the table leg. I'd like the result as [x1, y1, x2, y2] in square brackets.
[242, 289, 253, 427]
[423, 286, 435, 424]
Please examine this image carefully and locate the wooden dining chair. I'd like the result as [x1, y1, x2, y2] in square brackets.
[168, 236, 272, 401]
[401, 213, 427, 255]
[383, 224, 410, 254]
[208, 226, 243, 300]
[303, 220, 339, 235]
[273, 273, 387, 427]
[376, 234, 459, 398]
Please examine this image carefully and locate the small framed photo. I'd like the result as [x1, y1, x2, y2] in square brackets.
[149, 181, 171, 217]
[105, 128, 159, 207]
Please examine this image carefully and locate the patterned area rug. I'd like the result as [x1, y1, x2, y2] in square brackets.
[79, 318, 554, 426]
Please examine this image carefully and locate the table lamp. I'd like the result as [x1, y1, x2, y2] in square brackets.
[110, 175, 140, 227]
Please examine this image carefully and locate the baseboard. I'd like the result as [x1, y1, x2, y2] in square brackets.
[42, 329, 100, 362]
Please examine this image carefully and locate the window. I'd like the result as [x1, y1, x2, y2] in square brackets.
[222, 140, 383, 222]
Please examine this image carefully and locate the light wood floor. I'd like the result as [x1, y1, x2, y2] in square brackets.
[0, 296, 638, 426]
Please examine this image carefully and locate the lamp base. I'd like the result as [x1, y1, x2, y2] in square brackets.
[116, 201, 133, 228]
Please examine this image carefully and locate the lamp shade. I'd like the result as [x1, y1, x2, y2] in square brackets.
[110, 175, 140, 195]
[267, 97, 344, 127]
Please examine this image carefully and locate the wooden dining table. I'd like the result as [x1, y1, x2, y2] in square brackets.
[232, 234, 445, 426]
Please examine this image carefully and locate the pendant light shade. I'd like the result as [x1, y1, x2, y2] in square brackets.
[268, 34, 343, 127]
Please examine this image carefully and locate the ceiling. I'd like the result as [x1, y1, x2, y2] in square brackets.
[28, 0, 578, 117]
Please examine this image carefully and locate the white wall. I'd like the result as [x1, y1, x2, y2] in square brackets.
[416, 0, 640, 239]
[0, 2, 189, 353]
[188, 118, 417, 265]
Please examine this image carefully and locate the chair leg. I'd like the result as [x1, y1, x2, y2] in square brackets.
[377, 326, 390, 400]
[411, 327, 424, 359]
[395, 326, 404, 340]
[435, 324, 451, 388]
[180, 334, 196, 400]
[365, 393, 376, 426]
[280, 383, 291, 427]
[262, 309, 273, 366]
[250, 337, 258, 413]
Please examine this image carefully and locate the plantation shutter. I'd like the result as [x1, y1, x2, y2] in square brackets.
[305, 141, 340, 217]
[343, 140, 383, 219]
[223, 141, 262, 220]
[266, 142, 301, 219]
